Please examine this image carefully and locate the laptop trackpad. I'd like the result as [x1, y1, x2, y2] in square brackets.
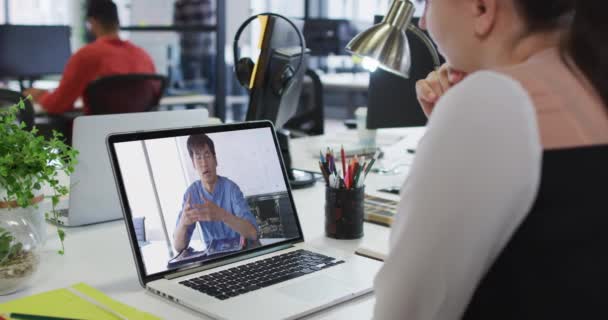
[277, 275, 353, 303]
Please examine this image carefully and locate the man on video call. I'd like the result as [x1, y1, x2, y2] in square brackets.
[174, 134, 258, 253]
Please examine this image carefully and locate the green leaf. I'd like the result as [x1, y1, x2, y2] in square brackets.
[0, 98, 78, 254]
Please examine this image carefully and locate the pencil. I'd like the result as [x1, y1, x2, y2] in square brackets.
[341, 146, 346, 181]
[353, 163, 363, 188]
[319, 161, 329, 185]
[9, 313, 83, 320]
[364, 158, 376, 178]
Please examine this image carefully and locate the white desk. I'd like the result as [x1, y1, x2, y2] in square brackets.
[290, 127, 425, 200]
[0, 190, 382, 319]
[0, 127, 426, 319]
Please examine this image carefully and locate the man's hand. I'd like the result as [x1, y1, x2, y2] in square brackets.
[415, 64, 467, 117]
[194, 194, 227, 222]
[179, 193, 226, 227]
[23, 88, 47, 102]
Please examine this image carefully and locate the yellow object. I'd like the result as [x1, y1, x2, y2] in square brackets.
[249, 15, 270, 89]
[0, 283, 161, 320]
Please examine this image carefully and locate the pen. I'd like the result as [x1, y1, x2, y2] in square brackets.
[8, 313, 83, 320]
[344, 167, 349, 189]
[319, 161, 329, 185]
[353, 162, 363, 188]
[331, 152, 337, 174]
[364, 157, 376, 178]
[347, 161, 355, 189]
[341, 146, 346, 181]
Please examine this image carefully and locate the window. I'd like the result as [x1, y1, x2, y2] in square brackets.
[327, 0, 425, 24]
[8, 0, 70, 25]
[250, 0, 305, 18]
[0, 0, 6, 24]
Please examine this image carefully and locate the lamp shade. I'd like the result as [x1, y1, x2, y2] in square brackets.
[346, 0, 415, 78]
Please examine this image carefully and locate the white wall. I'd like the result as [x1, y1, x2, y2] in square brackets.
[144, 138, 190, 246]
[129, 0, 173, 25]
[0, 0, 5, 24]
[125, 0, 177, 76]
[177, 128, 288, 197]
[327, 0, 426, 22]
[226, 0, 252, 65]
[8, 0, 70, 25]
[114, 141, 165, 240]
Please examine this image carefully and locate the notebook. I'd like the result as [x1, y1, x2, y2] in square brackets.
[0, 283, 160, 320]
[355, 231, 389, 261]
[364, 194, 398, 226]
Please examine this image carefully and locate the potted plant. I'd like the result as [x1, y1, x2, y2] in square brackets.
[0, 98, 78, 294]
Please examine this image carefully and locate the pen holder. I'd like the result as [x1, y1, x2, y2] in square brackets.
[325, 186, 364, 239]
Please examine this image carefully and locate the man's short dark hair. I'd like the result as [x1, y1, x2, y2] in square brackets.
[187, 134, 216, 159]
[86, 0, 120, 29]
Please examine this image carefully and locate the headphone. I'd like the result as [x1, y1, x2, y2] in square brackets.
[233, 13, 306, 96]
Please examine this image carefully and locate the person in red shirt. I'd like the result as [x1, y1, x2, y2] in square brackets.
[24, 1, 156, 114]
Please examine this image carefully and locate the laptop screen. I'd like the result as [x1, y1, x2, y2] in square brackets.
[109, 124, 303, 277]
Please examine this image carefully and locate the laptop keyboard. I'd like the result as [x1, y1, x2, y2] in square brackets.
[179, 249, 344, 300]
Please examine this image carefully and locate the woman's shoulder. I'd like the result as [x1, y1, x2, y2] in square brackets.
[489, 48, 563, 101]
[436, 70, 536, 121]
[428, 69, 541, 157]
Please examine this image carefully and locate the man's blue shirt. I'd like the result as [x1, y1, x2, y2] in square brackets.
[176, 176, 258, 248]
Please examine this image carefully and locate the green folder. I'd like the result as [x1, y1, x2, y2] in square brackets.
[0, 283, 161, 320]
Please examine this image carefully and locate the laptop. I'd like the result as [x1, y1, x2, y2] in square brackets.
[106, 121, 382, 320]
[54, 109, 209, 226]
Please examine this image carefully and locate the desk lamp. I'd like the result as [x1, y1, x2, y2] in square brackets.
[346, 0, 441, 77]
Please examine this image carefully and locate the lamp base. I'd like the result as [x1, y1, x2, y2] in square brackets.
[277, 129, 315, 190]
[288, 169, 316, 189]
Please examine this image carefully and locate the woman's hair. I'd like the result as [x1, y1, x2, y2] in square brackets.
[514, 1, 608, 108]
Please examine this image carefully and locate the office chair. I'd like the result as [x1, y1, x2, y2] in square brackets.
[284, 69, 324, 137]
[84, 74, 168, 115]
[0, 89, 35, 130]
[463, 145, 608, 319]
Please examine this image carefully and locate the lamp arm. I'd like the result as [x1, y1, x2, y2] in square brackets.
[407, 24, 442, 69]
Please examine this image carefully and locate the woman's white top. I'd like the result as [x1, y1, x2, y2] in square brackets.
[373, 71, 543, 320]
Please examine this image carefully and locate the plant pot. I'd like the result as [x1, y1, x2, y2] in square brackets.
[0, 202, 42, 295]
[0, 191, 47, 245]
[29, 196, 49, 245]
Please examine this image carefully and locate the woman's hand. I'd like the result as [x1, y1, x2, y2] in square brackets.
[415, 64, 466, 117]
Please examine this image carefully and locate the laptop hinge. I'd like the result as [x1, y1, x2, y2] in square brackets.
[164, 244, 294, 280]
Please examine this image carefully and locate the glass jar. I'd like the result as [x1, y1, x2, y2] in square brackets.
[0, 205, 41, 295]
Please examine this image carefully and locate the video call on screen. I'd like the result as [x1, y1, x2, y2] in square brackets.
[114, 128, 300, 276]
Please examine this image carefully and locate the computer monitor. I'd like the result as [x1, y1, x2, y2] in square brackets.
[0, 25, 71, 80]
[366, 17, 444, 129]
[246, 16, 308, 129]
[247, 47, 308, 129]
[303, 19, 357, 56]
[245, 15, 314, 188]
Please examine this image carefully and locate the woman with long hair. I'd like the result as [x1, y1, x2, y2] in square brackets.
[373, 1, 608, 319]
